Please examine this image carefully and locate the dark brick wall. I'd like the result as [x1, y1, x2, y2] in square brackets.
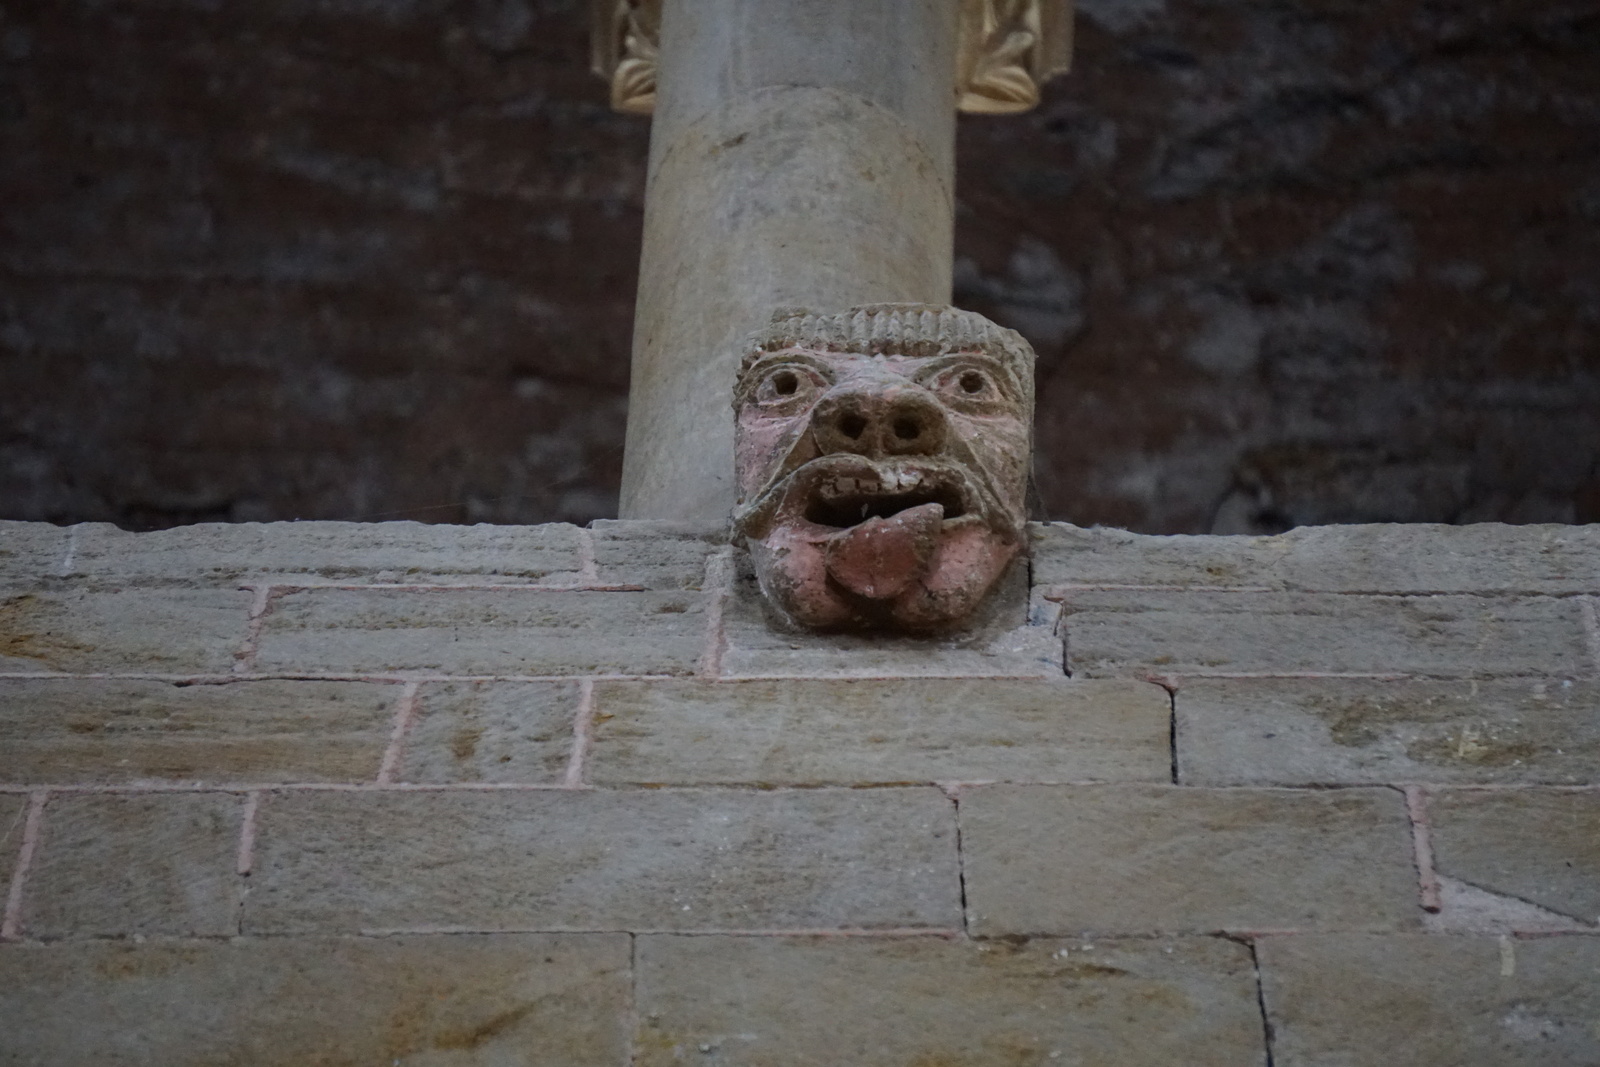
[3, 0, 1598, 532]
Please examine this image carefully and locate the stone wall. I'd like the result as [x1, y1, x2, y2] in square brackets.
[1, 518, 1596, 1063]
[4, 0, 1598, 532]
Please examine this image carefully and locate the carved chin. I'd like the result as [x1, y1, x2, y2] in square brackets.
[747, 508, 1019, 632]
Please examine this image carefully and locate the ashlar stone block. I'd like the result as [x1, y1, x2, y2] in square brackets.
[0, 933, 631, 1065]
[67, 520, 585, 587]
[635, 934, 1268, 1067]
[0, 521, 68, 589]
[252, 587, 706, 676]
[1061, 590, 1587, 678]
[589, 677, 1170, 786]
[22, 792, 244, 939]
[245, 787, 959, 934]
[0, 678, 400, 785]
[1429, 789, 1600, 926]
[399, 680, 579, 784]
[1177, 677, 1600, 786]
[1260, 934, 1600, 1067]
[0, 587, 253, 674]
[961, 785, 1420, 936]
[589, 519, 725, 590]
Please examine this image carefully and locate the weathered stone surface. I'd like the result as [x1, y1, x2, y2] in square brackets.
[0, 678, 398, 785]
[590, 519, 723, 590]
[0, 587, 252, 674]
[1430, 790, 1600, 926]
[247, 787, 958, 933]
[1033, 522, 1600, 595]
[1061, 590, 1587, 678]
[1178, 678, 1600, 786]
[23, 793, 243, 938]
[69, 520, 584, 587]
[962, 785, 1419, 936]
[589, 677, 1170, 786]
[1260, 934, 1600, 1067]
[0, 794, 26, 893]
[635, 934, 1267, 1067]
[252, 587, 706, 676]
[721, 566, 1059, 678]
[0, 933, 632, 1065]
[400, 681, 578, 784]
[0, 522, 67, 588]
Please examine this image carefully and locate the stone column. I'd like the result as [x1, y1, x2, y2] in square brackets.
[593, 0, 1072, 522]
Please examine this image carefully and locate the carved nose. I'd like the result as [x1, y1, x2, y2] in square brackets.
[811, 387, 948, 457]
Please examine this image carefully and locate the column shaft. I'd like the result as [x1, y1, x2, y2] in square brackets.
[619, 0, 960, 521]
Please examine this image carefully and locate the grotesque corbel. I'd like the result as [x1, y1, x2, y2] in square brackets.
[732, 304, 1036, 632]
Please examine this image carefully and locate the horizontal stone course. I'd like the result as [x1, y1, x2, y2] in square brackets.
[245, 787, 959, 933]
[22, 792, 243, 939]
[252, 586, 706, 676]
[1260, 934, 1600, 1067]
[0, 521, 67, 588]
[1177, 677, 1600, 786]
[0, 678, 400, 785]
[65, 520, 585, 587]
[399, 680, 579, 784]
[1061, 589, 1587, 678]
[1428, 789, 1600, 926]
[1033, 521, 1600, 594]
[589, 677, 1170, 785]
[0, 587, 253, 674]
[961, 784, 1420, 936]
[636, 934, 1267, 1067]
[0, 933, 632, 1065]
[589, 519, 724, 589]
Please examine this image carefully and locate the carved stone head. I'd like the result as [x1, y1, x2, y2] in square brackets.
[732, 304, 1035, 632]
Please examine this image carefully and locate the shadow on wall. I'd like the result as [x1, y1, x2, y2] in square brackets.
[2, 0, 1598, 532]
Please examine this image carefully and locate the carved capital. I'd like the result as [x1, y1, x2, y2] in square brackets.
[590, 0, 1072, 117]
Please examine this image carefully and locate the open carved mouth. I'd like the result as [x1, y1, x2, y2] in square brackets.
[798, 465, 970, 529]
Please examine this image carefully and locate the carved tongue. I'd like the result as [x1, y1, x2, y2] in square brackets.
[823, 502, 944, 600]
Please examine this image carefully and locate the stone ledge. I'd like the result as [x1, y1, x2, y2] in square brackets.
[1033, 521, 1600, 595]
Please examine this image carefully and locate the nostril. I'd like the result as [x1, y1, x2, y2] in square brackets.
[839, 413, 868, 439]
[892, 418, 920, 440]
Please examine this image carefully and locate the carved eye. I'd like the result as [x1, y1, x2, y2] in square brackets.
[755, 364, 823, 406]
[931, 364, 1002, 405]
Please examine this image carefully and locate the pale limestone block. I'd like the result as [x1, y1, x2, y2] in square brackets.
[1429, 789, 1600, 926]
[1278, 522, 1600, 594]
[589, 677, 1169, 786]
[246, 788, 958, 934]
[252, 588, 706, 676]
[0, 521, 69, 588]
[1032, 521, 1600, 595]
[589, 519, 724, 590]
[1260, 934, 1600, 1067]
[0, 794, 26, 892]
[23, 793, 243, 938]
[961, 785, 1419, 936]
[634, 934, 1266, 1067]
[1061, 590, 1587, 678]
[0, 678, 398, 785]
[400, 681, 578, 784]
[1031, 522, 1290, 589]
[67, 520, 584, 587]
[1177, 678, 1600, 786]
[0, 933, 631, 1065]
[0, 587, 253, 674]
